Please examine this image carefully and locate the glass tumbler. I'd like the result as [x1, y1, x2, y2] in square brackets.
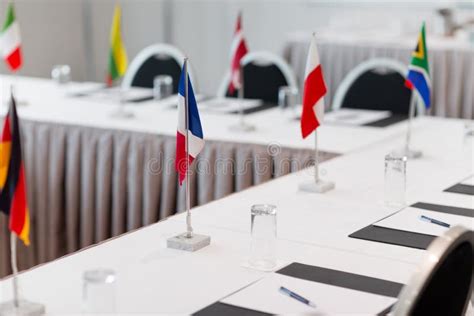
[249, 204, 277, 271]
[278, 86, 298, 111]
[153, 75, 173, 100]
[51, 65, 71, 85]
[384, 154, 407, 208]
[82, 269, 117, 314]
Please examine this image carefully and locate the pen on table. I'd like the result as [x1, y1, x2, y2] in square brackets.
[419, 215, 451, 228]
[279, 286, 316, 308]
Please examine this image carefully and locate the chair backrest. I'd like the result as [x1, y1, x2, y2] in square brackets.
[332, 58, 424, 115]
[393, 226, 474, 316]
[121, 44, 197, 93]
[217, 51, 298, 104]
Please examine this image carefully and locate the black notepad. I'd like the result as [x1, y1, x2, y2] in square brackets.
[444, 183, 474, 196]
[193, 262, 403, 316]
[349, 202, 474, 250]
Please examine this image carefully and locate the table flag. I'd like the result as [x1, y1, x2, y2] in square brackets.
[406, 22, 431, 109]
[301, 34, 327, 139]
[0, 2, 22, 72]
[107, 4, 128, 86]
[0, 94, 30, 246]
[176, 62, 204, 186]
[228, 12, 249, 94]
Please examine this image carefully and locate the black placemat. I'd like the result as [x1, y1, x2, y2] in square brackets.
[230, 102, 276, 115]
[363, 114, 407, 127]
[194, 262, 403, 315]
[349, 202, 474, 249]
[444, 184, 474, 196]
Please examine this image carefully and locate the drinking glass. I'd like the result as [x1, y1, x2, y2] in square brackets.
[249, 204, 277, 271]
[384, 154, 407, 208]
[82, 269, 116, 314]
[51, 65, 71, 85]
[153, 75, 173, 100]
[278, 86, 298, 110]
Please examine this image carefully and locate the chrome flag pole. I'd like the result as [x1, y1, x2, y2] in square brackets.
[400, 92, 422, 159]
[183, 58, 193, 239]
[10, 233, 20, 308]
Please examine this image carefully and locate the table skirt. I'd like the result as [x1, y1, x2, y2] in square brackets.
[0, 120, 337, 277]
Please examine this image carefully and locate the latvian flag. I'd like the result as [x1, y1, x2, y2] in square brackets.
[228, 12, 249, 94]
[0, 94, 30, 245]
[406, 22, 431, 109]
[0, 2, 22, 72]
[301, 34, 327, 139]
[175, 61, 204, 185]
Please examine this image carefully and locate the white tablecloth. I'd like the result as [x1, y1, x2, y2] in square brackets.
[1, 116, 472, 314]
[283, 32, 474, 119]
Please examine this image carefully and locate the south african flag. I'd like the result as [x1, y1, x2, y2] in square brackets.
[406, 22, 431, 109]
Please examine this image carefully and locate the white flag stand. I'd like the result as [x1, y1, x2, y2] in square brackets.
[393, 92, 422, 159]
[167, 58, 210, 252]
[229, 64, 255, 132]
[298, 130, 335, 193]
[0, 233, 45, 316]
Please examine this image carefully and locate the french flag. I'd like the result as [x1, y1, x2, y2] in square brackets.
[301, 34, 327, 139]
[176, 62, 205, 185]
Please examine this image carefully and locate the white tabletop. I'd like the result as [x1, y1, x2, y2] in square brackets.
[0, 75, 410, 154]
[0, 76, 472, 314]
[0, 111, 472, 314]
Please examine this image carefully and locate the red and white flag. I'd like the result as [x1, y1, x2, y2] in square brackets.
[300, 34, 327, 139]
[228, 12, 248, 94]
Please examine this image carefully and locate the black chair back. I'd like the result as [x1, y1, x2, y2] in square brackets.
[341, 69, 412, 114]
[131, 54, 182, 93]
[226, 62, 289, 104]
[394, 226, 474, 316]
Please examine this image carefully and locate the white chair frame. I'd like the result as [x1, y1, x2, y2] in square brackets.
[393, 225, 474, 316]
[121, 43, 198, 92]
[331, 58, 425, 115]
[217, 51, 298, 98]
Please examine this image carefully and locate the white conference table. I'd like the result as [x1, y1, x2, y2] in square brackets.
[0, 75, 419, 277]
[0, 75, 410, 154]
[0, 114, 472, 314]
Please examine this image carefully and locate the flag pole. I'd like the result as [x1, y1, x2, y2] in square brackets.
[238, 63, 245, 126]
[404, 92, 416, 155]
[314, 130, 319, 184]
[10, 232, 20, 308]
[184, 58, 193, 239]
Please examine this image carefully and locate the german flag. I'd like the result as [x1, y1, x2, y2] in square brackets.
[0, 94, 29, 245]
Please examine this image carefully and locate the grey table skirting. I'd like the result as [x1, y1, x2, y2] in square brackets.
[0, 120, 337, 278]
[283, 38, 474, 119]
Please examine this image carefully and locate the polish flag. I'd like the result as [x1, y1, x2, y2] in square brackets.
[228, 12, 249, 94]
[300, 34, 327, 139]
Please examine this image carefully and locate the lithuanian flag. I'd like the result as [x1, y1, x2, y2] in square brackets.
[0, 94, 30, 245]
[106, 4, 128, 86]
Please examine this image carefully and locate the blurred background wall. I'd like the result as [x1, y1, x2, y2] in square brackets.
[0, 0, 472, 95]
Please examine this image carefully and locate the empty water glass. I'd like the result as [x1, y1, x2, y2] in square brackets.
[51, 65, 71, 85]
[82, 269, 116, 314]
[153, 75, 173, 100]
[278, 86, 298, 110]
[384, 154, 407, 208]
[249, 204, 277, 271]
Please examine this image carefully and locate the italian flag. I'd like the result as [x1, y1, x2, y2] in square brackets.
[0, 3, 22, 72]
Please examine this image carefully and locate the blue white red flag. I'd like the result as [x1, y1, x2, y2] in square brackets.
[175, 62, 204, 185]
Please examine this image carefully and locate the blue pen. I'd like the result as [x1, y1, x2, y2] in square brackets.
[279, 286, 316, 308]
[420, 215, 451, 228]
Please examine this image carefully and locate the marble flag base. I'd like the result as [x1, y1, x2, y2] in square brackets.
[0, 300, 45, 316]
[299, 180, 335, 193]
[167, 233, 211, 252]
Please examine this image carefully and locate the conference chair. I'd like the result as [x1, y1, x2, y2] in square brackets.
[393, 225, 474, 316]
[121, 43, 197, 93]
[332, 58, 425, 115]
[217, 51, 298, 104]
